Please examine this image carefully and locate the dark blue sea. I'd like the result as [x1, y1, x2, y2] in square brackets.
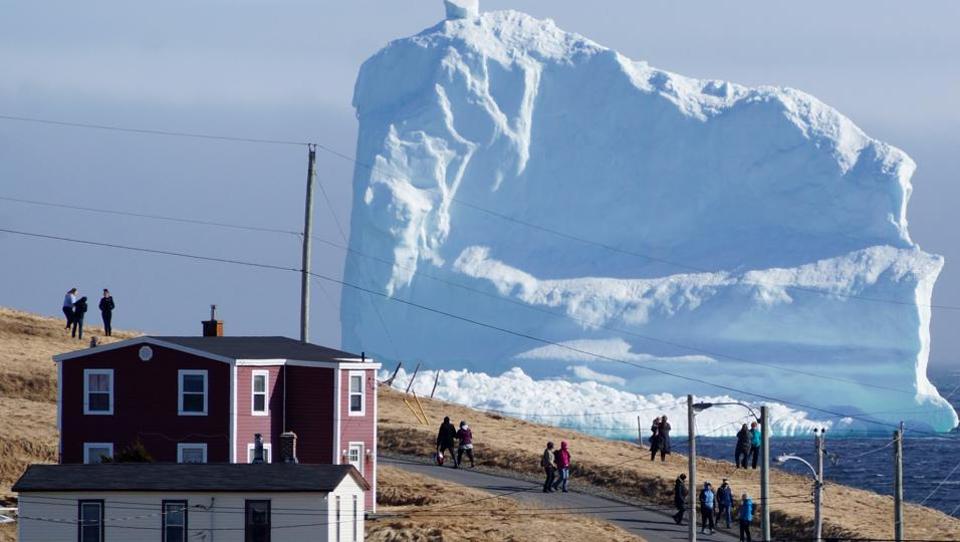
[693, 374, 960, 518]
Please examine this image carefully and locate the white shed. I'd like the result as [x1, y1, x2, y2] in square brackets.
[13, 462, 369, 542]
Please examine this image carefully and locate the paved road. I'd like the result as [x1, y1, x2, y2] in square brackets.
[383, 456, 741, 542]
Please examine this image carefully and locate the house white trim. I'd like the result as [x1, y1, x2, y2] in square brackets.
[177, 443, 208, 464]
[230, 364, 237, 463]
[372, 376, 378, 513]
[178, 369, 208, 416]
[334, 368, 341, 465]
[83, 442, 113, 464]
[347, 371, 366, 416]
[246, 442, 273, 463]
[56, 363, 63, 461]
[251, 370, 269, 416]
[82, 369, 114, 415]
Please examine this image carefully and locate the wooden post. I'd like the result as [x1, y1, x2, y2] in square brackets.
[431, 371, 441, 399]
[638, 416, 644, 448]
[894, 423, 904, 541]
[405, 362, 421, 394]
[382, 361, 402, 387]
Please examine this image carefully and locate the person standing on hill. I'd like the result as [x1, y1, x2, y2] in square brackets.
[436, 416, 457, 467]
[541, 441, 557, 493]
[672, 473, 688, 525]
[749, 421, 762, 469]
[717, 478, 734, 529]
[735, 424, 751, 468]
[456, 420, 474, 468]
[552, 440, 572, 492]
[99, 289, 115, 337]
[699, 481, 716, 534]
[657, 416, 672, 461]
[738, 493, 754, 542]
[649, 416, 661, 461]
[62, 288, 78, 329]
[71, 296, 88, 340]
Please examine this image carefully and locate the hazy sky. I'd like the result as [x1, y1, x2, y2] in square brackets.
[1, 1, 958, 371]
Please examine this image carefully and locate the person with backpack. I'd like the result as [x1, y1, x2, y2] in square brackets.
[738, 493, 754, 542]
[71, 296, 88, 340]
[672, 473, 688, 524]
[699, 481, 716, 534]
[98, 289, 115, 337]
[552, 441, 571, 492]
[717, 478, 734, 529]
[436, 416, 457, 467]
[541, 441, 557, 493]
[649, 416, 661, 461]
[749, 421, 762, 469]
[456, 420, 474, 468]
[658, 416, 672, 461]
[735, 424, 751, 468]
[62, 288, 78, 329]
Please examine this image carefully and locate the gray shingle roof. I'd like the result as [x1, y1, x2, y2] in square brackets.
[12, 463, 370, 492]
[151, 336, 364, 362]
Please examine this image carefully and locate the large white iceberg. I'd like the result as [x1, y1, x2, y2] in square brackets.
[342, 7, 957, 433]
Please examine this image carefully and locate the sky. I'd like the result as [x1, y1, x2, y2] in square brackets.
[1, 1, 958, 372]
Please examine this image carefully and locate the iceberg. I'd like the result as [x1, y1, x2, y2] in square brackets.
[342, 5, 957, 433]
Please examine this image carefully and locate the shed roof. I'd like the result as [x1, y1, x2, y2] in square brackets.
[13, 463, 370, 493]
[151, 336, 362, 362]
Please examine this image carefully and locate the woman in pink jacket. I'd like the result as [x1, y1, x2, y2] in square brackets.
[552, 441, 572, 492]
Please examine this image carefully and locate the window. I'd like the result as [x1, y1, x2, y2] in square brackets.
[347, 443, 363, 476]
[83, 442, 113, 464]
[178, 370, 208, 415]
[246, 443, 272, 463]
[245, 500, 270, 542]
[177, 443, 207, 464]
[252, 371, 268, 415]
[78, 500, 104, 542]
[162, 500, 188, 542]
[348, 371, 365, 415]
[352, 495, 358, 542]
[83, 369, 113, 415]
[335, 496, 341, 542]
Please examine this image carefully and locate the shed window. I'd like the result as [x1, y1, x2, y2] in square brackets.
[177, 443, 207, 464]
[83, 369, 113, 415]
[162, 500, 188, 542]
[252, 371, 268, 415]
[245, 500, 271, 542]
[348, 372, 365, 415]
[178, 370, 208, 415]
[78, 500, 104, 542]
[83, 442, 113, 464]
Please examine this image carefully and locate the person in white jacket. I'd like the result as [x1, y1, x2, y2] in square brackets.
[62, 288, 78, 329]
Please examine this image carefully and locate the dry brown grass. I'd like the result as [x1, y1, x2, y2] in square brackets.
[379, 387, 960, 541]
[370, 466, 641, 541]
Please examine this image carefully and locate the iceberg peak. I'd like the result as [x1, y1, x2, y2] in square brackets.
[444, 0, 479, 20]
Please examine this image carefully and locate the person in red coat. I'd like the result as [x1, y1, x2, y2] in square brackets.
[552, 441, 572, 492]
[456, 420, 475, 468]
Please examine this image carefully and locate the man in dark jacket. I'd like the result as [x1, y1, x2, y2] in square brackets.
[735, 424, 751, 468]
[658, 416, 672, 462]
[673, 473, 688, 524]
[71, 296, 88, 340]
[717, 478, 734, 528]
[436, 416, 457, 467]
[99, 289, 115, 337]
[541, 441, 556, 493]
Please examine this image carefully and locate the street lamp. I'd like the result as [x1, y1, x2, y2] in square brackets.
[692, 401, 771, 540]
[776, 428, 826, 542]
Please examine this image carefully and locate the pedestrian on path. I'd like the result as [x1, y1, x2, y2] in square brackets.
[735, 424, 751, 468]
[717, 478, 734, 529]
[649, 417, 661, 461]
[672, 473, 688, 525]
[436, 416, 457, 467]
[541, 441, 557, 493]
[71, 296, 88, 340]
[99, 289, 115, 337]
[657, 416, 672, 462]
[749, 422, 761, 469]
[699, 481, 716, 534]
[456, 420, 474, 468]
[738, 493, 754, 542]
[552, 440, 571, 492]
[62, 288, 78, 329]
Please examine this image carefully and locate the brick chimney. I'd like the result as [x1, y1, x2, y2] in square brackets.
[202, 304, 223, 337]
[279, 431, 298, 464]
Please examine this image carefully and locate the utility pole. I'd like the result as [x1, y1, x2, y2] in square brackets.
[814, 428, 825, 542]
[894, 422, 904, 542]
[761, 405, 771, 542]
[299, 144, 317, 342]
[687, 394, 697, 542]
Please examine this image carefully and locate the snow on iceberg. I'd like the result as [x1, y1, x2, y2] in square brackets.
[344, 8, 957, 433]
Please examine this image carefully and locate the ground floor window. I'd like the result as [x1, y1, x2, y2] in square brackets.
[162, 500, 188, 542]
[245, 500, 270, 542]
[83, 443, 113, 464]
[177, 443, 207, 464]
[78, 500, 104, 542]
[246, 442, 272, 463]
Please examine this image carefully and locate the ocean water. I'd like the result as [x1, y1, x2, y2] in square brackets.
[693, 374, 960, 518]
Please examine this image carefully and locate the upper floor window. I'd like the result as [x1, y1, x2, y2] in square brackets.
[177, 443, 207, 464]
[348, 371, 365, 415]
[178, 370, 208, 416]
[83, 442, 113, 464]
[78, 500, 104, 542]
[83, 369, 113, 415]
[162, 500, 188, 542]
[252, 370, 268, 415]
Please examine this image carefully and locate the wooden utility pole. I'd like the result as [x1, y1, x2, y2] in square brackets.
[814, 429, 825, 542]
[638, 416, 644, 448]
[687, 395, 697, 542]
[299, 144, 317, 342]
[761, 405, 771, 541]
[894, 423, 904, 541]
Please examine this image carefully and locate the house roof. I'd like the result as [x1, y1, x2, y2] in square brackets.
[12, 463, 370, 493]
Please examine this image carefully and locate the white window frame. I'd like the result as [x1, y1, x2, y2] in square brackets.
[335, 495, 341, 542]
[352, 494, 359, 542]
[83, 442, 113, 464]
[178, 370, 208, 416]
[246, 442, 272, 463]
[347, 442, 364, 476]
[347, 371, 365, 416]
[251, 370, 269, 416]
[177, 443, 208, 464]
[83, 369, 114, 415]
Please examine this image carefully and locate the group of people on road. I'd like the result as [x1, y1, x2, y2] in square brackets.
[435, 416, 475, 469]
[673, 474, 755, 541]
[649, 415, 672, 462]
[541, 440, 572, 493]
[62, 288, 115, 341]
[735, 422, 762, 469]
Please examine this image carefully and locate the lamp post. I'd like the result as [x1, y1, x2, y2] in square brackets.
[776, 429, 825, 542]
[687, 395, 697, 542]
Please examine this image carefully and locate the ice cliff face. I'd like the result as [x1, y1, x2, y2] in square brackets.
[343, 9, 957, 433]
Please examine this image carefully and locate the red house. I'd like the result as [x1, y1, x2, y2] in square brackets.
[53, 319, 381, 510]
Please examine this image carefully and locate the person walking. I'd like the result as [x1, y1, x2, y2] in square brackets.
[735, 424, 751, 469]
[738, 493, 754, 542]
[717, 478, 734, 529]
[541, 442, 557, 492]
[456, 420, 475, 468]
[672, 473, 688, 525]
[658, 416, 672, 462]
[436, 416, 457, 467]
[71, 296, 88, 340]
[98, 289, 115, 337]
[749, 421, 762, 469]
[649, 416, 661, 461]
[699, 482, 716, 534]
[552, 441, 572, 492]
[62, 288, 78, 329]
